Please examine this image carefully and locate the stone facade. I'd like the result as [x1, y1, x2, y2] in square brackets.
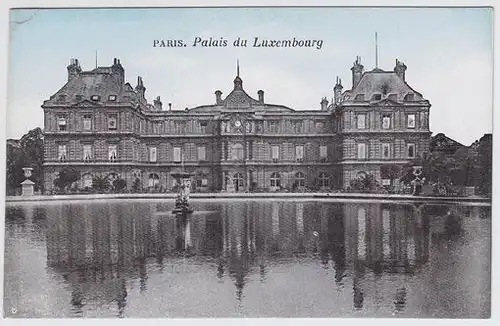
[42, 57, 431, 193]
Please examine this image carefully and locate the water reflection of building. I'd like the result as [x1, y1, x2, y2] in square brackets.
[344, 202, 430, 271]
[343, 202, 432, 311]
[42, 200, 439, 314]
[45, 202, 159, 316]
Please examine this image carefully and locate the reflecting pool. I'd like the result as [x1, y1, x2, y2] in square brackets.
[3, 199, 491, 318]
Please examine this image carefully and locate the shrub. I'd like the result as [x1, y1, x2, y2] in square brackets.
[113, 178, 127, 193]
[53, 167, 80, 192]
[92, 175, 110, 193]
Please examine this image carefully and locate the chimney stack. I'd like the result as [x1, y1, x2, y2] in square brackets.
[351, 56, 364, 89]
[334, 77, 343, 104]
[394, 58, 407, 81]
[168, 102, 172, 111]
[320, 97, 329, 111]
[67, 58, 82, 82]
[154, 96, 163, 110]
[258, 90, 264, 104]
[215, 90, 222, 104]
[111, 58, 125, 85]
[135, 76, 146, 103]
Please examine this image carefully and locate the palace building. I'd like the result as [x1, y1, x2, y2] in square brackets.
[41, 57, 431, 193]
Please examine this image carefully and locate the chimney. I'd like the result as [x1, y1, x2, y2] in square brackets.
[334, 77, 343, 104]
[111, 58, 125, 85]
[351, 56, 364, 89]
[215, 90, 222, 104]
[320, 97, 329, 111]
[154, 96, 163, 110]
[257, 90, 264, 104]
[67, 58, 81, 82]
[394, 58, 407, 81]
[168, 102, 172, 111]
[135, 76, 146, 102]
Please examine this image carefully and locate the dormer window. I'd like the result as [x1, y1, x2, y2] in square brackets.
[108, 95, 117, 101]
[91, 95, 100, 101]
[57, 95, 67, 102]
[372, 94, 382, 101]
[75, 95, 83, 101]
[354, 94, 365, 101]
[404, 93, 415, 101]
[388, 94, 398, 101]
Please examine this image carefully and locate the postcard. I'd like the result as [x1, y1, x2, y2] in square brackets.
[3, 6, 493, 319]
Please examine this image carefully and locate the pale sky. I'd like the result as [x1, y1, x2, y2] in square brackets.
[7, 7, 493, 145]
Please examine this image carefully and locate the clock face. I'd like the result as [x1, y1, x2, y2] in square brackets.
[234, 120, 242, 127]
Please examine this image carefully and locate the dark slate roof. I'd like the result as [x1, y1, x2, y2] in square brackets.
[342, 68, 427, 104]
[42, 60, 148, 108]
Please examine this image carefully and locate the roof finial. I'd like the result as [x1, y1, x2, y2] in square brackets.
[375, 32, 379, 68]
[95, 50, 98, 69]
[237, 58, 240, 77]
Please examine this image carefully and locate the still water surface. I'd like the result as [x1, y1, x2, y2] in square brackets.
[4, 199, 491, 318]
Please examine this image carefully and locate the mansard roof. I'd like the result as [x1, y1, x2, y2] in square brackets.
[42, 59, 151, 109]
[341, 68, 429, 105]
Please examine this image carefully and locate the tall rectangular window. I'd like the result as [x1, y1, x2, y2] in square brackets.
[357, 114, 366, 129]
[382, 115, 391, 129]
[173, 147, 181, 162]
[108, 115, 117, 130]
[357, 143, 366, 159]
[199, 121, 208, 134]
[295, 145, 304, 160]
[57, 116, 67, 131]
[149, 147, 157, 162]
[407, 143, 416, 158]
[268, 120, 279, 133]
[381, 143, 391, 159]
[83, 144, 92, 161]
[293, 121, 303, 133]
[271, 145, 280, 160]
[407, 114, 416, 129]
[197, 146, 206, 161]
[83, 114, 92, 130]
[174, 121, 185, 134]
[58, 144, 67, 161]
[108, 145, 117, 162]
[319, 145, 328, 159]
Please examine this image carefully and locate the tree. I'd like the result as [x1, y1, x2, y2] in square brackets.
[53, 167, 80, 192]
[113, 178, 127, 193]
[131, 177, 142, 193]
[6, 127, 44, 195]
[350, 173, 377, 192]
[92, 175, 110, 193]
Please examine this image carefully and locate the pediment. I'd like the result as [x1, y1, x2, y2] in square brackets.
[371, 98, 400, 106]
[71, 99, 102, 108]
[222, 90, 260, 108]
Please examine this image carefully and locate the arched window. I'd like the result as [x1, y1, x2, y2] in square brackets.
[270, 172, 281, 188]
[295, 172, 305, 187]
[233, 172, 244, 192]
[82, 173, 93, 188]
[357, 171, 367, 179]
[148, 173, 160, 188]
[318, 173, 330, 187]
[231, 143, 244, 160]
